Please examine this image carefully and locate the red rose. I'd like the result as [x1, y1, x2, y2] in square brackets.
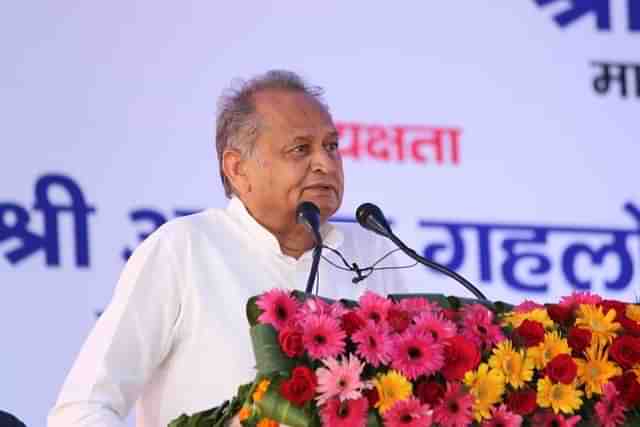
[516, 319, 545, 347]
[387, 306, 411, 334]
[441, 336, 481, 381]
[543, 354, 577, 384]
[278, 327, 304, 358]
[532, 410, 575, 427]
[567, 327, 591, 354]
[341, 311, 366, 336]
[279, 366, 317, 406]
[599, 300, 627, 322]
[612, 371, 640, 406]
[620, 316, 640, 337]
[414, 379, 445, 406]
[363, 387, 379, 407]
[609, 335, 640, 368]
[546, 304, 573, 324]
[505, 389, 537, 415]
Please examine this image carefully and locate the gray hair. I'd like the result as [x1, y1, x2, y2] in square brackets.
[215, 70, 327, 198]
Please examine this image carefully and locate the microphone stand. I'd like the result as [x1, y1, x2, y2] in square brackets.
[306, 245, 322, 294]
[357, 204, 488, 302]
[296, 201, 324, 295]
[386, 233, 488, 301]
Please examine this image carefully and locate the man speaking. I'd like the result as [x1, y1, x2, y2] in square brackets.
[48, 70, 406, 426]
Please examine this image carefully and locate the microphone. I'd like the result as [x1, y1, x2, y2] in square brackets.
[296, 201, 322, 246]
[355, 203, 393, 238]
[296, 201, 323, 294]
[355, 203, 488, 302]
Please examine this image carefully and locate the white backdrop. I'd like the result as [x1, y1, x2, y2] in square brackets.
[1, 2, 639, 425]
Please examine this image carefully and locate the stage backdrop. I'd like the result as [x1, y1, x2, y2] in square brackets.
[2, 1, 638, 425]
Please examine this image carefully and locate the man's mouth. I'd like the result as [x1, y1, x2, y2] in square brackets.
[306, 184, 335, 191]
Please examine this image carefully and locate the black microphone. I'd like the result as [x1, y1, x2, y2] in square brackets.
[296, 201, 322, 246]
[356, 203, 488, 302]
[296, 201, 323, 294]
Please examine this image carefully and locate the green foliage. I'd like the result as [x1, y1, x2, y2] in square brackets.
[246, 296, 261, 326]
[255, 385, 311, 427]
[250, 324, 294, 375]
[168, 382, 252, 427]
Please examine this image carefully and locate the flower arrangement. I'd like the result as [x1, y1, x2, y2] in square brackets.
[170, 290, 640, 427]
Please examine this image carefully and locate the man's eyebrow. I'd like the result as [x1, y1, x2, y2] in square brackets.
[326, 130, 339, 139]
[292, 134, 314, 143]
[290, 129, 339, 142]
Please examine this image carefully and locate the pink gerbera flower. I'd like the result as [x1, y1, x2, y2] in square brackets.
[256, 289, 299, 331]
[316, 354, 367, 405]
[382, 397, 432, 427]
[298, 297, 347, 320]
[398, 297, 440, 318]
[513, 300, 544, 313]
[559, 291, 602, 309]
[390, 330, 444, 380]
[320, 397, 368, 427]
[357, 291, 392, 325]
[481, 404, 522, 427]
[302, 314, 346, 360]
[410, 311, 456, 343]
[352, 320, 391, 367]
[433, 382, 474, 427]
[595, 382, 626, 427]
[460, 304, 505, 349]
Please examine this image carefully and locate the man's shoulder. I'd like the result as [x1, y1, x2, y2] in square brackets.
[149, 207, 229, 246]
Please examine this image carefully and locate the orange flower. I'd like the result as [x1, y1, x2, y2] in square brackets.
[252, 379, 271, 402]
[257, 417, 279, 427]
[238, 405, 251, 422]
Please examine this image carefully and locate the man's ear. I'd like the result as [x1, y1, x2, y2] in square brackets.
[222, 149, 251, 196]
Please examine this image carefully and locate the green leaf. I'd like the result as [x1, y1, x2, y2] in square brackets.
[250, 324, 294, 375]
[446, 295, 461, 310]
[255, 387, 310, 427]
[246, 296, 262, 326]
[168, 414, 189, 427]
[366, 410, 382, 427]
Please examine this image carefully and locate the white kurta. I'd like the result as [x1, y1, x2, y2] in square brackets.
[48, 197, 407, 426]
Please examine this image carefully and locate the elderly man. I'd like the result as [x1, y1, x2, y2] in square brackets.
[49, 70, 406, 426]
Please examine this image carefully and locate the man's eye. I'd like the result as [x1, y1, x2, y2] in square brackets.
[326, 142, 339, 152]
[292, 145, 308, 154]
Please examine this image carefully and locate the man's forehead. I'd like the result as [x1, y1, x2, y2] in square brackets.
[253, 89, 334, 130]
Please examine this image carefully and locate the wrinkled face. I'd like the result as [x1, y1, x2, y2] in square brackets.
[242, 90, 344, 231]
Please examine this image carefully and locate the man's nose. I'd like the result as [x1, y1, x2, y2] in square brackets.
[310, 147, 339, 173]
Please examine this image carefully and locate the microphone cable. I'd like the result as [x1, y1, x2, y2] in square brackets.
[321, 245, 418, 284]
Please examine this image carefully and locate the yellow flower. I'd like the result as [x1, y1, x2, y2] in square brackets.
[252, 379, 271, 402]
[527, 331, 571, 370]
[576, 342, 622, 398]
[257, 418, 279, 427]
[464, 363, 505, 421]
[503, 308, 554, 329]
[373, 370, 412, 414]
[488, 340, 534, 389]
[626, 304, 640, 322]
[238, 405, 252, 422]
[537, 377, 583, 414]
[574, 304, 620, 347]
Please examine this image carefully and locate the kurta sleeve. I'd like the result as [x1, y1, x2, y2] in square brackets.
[48, 227, 183, 426]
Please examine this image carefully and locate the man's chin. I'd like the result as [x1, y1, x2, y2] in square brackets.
[318, 201, 341, 222]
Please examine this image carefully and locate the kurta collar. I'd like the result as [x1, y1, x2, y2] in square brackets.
[226, 197, 344, 259]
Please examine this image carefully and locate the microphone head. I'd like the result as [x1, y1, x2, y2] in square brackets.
[296, 201, 320, 224]
[296, 201, 322, 245]
[355, 203, 392, 237]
